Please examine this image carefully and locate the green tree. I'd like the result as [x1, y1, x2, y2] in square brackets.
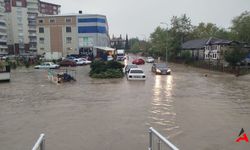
[224, 46, 247, 66]
[150, 26, 167, 57]
[168, 14, 193, 59]
[231, 11, 250, 43]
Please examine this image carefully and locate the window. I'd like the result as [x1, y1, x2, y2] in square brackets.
[66, 18, 72, 23]
[39, 27, 44, 33]
[16, 1, 22, 7]
[39, 19, 44, 24]
[66, 37, 72, 43]
[40, 48, 44, 51]
[49, 19, 55, 23]
[39, 37, 44, 44]
[66, 26, 71, 33]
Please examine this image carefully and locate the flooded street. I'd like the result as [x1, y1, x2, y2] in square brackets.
[0, 60, 250, 150]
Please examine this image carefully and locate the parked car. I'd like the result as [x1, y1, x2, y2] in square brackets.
[127, 68, 146, 80]
[81, 58, 92, 64]
[74, 58, 85, 65]
[151, 63, 171, 75]
[66, 56, 77, 60]
[146, 57, 155, 63]
[34, 62, 60, 69]
[124, 64, 138, 74]
[59, 59, 77, 67]
[132, 58, 145, 65]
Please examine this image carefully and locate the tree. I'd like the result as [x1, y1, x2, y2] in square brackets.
[149, 26, 167, 57]
[224, 46, 247, 66]
[231, 11, 250, 43]
[125, 34, 130, 50]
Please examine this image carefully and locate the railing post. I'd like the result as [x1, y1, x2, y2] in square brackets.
[158, 139, 161, 150]
[149, 128, 152, 150]
[40, 138, 45, 150]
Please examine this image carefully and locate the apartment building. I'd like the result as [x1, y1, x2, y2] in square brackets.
[37, 15, 78, 57]
[0, 0, 7, 55]
[4, 0, 60, 55]
[37, 13, 110, 57]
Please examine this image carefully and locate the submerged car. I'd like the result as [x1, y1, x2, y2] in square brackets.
[124, 64, 138, 74]
[151, 63, 171, 75]
[132, 58, 145, 65]
[146, 57, 155, 63]
[127, 68, 146, 80]
[34, 62, 60, 69]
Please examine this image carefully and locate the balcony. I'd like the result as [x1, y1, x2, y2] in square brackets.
[28, 7, 38, 13]
[0, 25, 6, 30]
[0, 37, 7, 42]
[0, 19, 6, 24]
[0, 32, 7, 36]
[29, 39, 37, 43]
[28, 15, 36, 20]
[29, 33, 37, 37]
[29, 46, 37, 51]
[29, 27, 36, 31]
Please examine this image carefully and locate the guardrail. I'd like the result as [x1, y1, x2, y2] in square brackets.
[149, 127, 179, 150]
[32, 133, 45, 150]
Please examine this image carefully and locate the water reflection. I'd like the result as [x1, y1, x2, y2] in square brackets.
[150, 75, 178, 132]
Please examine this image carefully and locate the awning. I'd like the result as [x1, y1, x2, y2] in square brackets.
[94, 46, 115, 51]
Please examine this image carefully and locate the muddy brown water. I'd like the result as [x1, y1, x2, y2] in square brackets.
[0, 59, 250, 150]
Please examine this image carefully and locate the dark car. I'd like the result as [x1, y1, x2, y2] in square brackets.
[59, 59, 77, 67]
[124, 64, 138, 74]
[132, 58, 145, 65]
[151, 63, 171, 75]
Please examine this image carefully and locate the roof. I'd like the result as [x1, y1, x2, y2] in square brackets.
[38, 13, 106, 18]
[181, 37, 237, 50]
[181, 39, 208, 50]
[206, 37, 234, 45]
[94, 46, 115, 51]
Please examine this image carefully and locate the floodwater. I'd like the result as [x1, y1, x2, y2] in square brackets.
[0, 58, 250, 150]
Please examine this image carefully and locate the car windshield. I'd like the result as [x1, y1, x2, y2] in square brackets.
[155, 63, 167, 68]
[130, 70, 143, 74]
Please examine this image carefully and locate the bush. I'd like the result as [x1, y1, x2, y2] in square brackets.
[91, 69, 123, 78]
[89, 60, 124, 78]
[180, 51, 193, 64]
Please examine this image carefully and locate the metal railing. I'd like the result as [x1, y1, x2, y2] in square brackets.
[149, 127, 179, 150]
[32, 133, 45, 150]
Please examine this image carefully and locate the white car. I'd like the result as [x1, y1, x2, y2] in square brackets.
[81, 58, 92, 64]
[127, 68, 146, 80]
[146, 57, 155, 63]
[74, 58, 92, 65]
[34, 62, 60, 69]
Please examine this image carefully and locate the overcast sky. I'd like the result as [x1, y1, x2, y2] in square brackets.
[49, 0, 250, 39]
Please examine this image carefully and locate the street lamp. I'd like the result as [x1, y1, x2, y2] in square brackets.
[160, 22, 168, 63]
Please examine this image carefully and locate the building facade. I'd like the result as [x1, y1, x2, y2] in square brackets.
[4, 0, 60, 55]
[77, 14, 110, 56]
[0, 0, 7, 55]
[37, 13, 110, 57]
[37, 15, 78, 57]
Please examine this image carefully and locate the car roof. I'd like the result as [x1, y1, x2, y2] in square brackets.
[130, 68, 143, 71]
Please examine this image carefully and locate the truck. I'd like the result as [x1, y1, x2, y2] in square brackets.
[116, 49, 126, 61]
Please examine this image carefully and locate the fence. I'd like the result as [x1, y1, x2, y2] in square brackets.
[149, 127, 179, 150]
